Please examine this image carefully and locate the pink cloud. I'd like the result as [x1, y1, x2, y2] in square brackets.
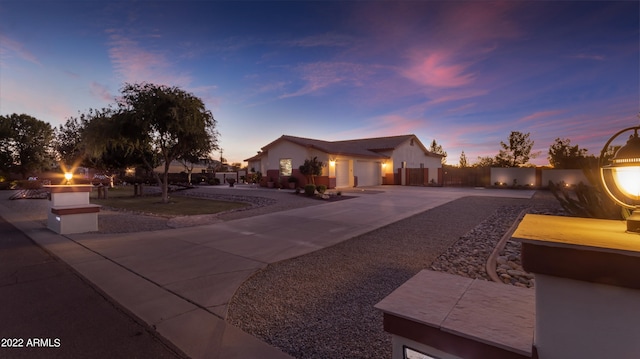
[517, 110, 566, 124]
[280, 62, 375, 98]
[570, 54, 605, 61]
[401, 51, 475, 88]
[106, 31, 191, 87]
[440, 1, 520, 48]
[445, 102, 478, 115]
[89, 82, 113, 102]
[0, 34, 40, 66]
[387, 2, 520, 90]
[425, 89, 489, 107]
[188, 85, 221, 109]
[333, 114, 424, 139]
[285, 33, 354, 48]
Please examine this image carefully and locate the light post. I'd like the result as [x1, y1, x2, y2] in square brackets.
[64, 172, 73, 185]
[600, 126, 640, 233]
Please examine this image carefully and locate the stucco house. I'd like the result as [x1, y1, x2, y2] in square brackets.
[245, 134, 443, 189]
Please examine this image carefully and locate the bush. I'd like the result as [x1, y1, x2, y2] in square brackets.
[304, 184, 316, 196]
[316, 185, 327, 194]
[548, 180, 626, 219]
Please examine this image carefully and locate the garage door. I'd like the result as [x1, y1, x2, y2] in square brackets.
[335, 160, 350, 188]
[355, 160, 381, 187]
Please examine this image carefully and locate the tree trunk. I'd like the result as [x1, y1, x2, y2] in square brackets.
[161, 162, 170, 203]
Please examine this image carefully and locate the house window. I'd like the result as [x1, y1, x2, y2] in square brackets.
[279, 158, 292, 176]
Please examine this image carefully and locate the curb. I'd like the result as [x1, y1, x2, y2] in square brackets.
[486, 208, 529, 283]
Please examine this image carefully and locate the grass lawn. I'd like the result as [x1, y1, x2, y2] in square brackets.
[90, 186, 249, 217]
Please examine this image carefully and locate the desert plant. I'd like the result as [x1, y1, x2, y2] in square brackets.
[304, 184, 316, 196]
[249, 171, 262, 184]
[549, 180, 628, 219]
[299, 157, 323, 184]
[317, 185, 327, 194]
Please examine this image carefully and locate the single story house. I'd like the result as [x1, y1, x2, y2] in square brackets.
[245, 134, 443, 188]
[154, 160, 215, 174]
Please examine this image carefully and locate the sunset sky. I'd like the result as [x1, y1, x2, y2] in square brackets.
[1, 1, 638, 166]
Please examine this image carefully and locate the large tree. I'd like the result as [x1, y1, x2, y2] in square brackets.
[429, 139, 447, 165]
[81, 108, 152, 178]
[110, 83, 218, 203]
[55, 114, 90, 167]
[0, 113, 54, 178]
[548, 137, 588, 169]
[459, 150, 468, 168]
[495, 131, 536, 167]
[0, 116, 13, 176]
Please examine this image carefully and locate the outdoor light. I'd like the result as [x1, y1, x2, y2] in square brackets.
[64, 172, 73, 185]
[329, 160, 336, 166]
[600, 126, 640, 233]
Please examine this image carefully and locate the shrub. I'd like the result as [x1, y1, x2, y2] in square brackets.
[304, 184, 316, 196]
[549, 180, 626, 219]
[317, 185, 327, 194]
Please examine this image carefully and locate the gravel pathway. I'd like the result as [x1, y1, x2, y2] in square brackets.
[226, 195, 547, 359]
[429, 191, 563, 288]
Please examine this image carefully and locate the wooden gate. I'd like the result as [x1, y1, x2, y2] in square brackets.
[405, 168, 429, 186]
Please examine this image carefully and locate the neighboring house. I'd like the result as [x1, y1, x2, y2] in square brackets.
[245, 134, 443, 188]
[153, 160, 219, 174]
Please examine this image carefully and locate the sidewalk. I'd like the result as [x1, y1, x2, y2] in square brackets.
[0, 216, 185, 359]
[0, 186, 534, 358]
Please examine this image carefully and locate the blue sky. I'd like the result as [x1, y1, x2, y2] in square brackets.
[1, 1, 638, 166]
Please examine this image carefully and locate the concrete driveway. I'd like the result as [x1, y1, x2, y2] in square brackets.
[0, 185, 534, 358]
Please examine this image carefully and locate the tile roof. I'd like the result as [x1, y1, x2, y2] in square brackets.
[248, 134, 440, 160]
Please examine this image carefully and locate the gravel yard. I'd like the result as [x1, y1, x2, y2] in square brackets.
[3, 186, 564, 358]
[226, 193, 561, 359]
